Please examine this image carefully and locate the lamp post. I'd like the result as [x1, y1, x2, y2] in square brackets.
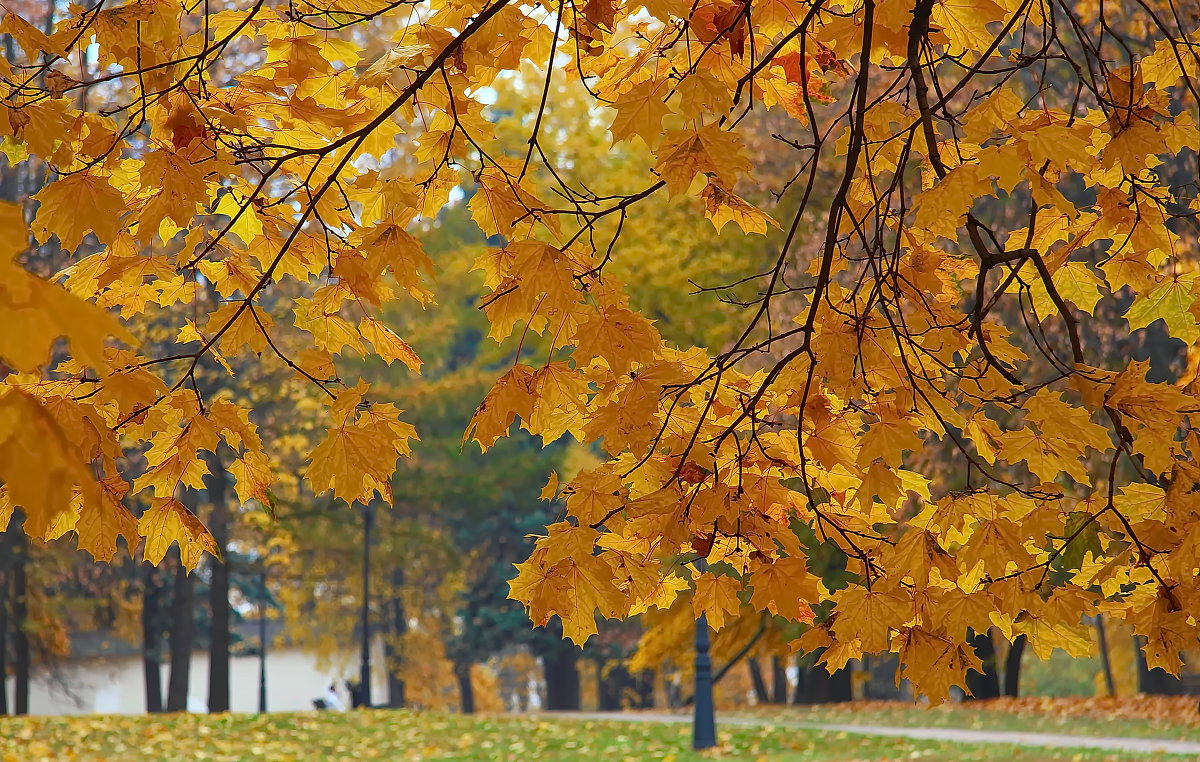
[693, 558, 716, 750]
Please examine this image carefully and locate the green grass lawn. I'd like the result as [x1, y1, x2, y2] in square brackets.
[0, 709, 1189, 761]
[736, 698, 1200, 743]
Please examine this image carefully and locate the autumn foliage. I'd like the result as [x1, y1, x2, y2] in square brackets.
[1, 0, 1199, 702]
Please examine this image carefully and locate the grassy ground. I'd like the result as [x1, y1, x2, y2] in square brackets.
[736, 696, 1200, 743]
[0, 709, 1190, 762]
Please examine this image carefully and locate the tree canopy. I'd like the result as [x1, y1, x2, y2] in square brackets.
[0, 0, 1198, 701]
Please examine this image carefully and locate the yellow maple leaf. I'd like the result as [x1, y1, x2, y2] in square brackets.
[304, 384, 417, 504]
[1015, 613, 1094, 661]
[539, 471, 560, 501]
[629, 572, 689, 615]
[31, 175, 126, 252]
[525, 362, 588, 443]
[897, 626, 982, 703]
[139, 497, 219, 571]
[0, 203, 132, 372]
[608, 79, 672, 146]
[539, 522, 600, 566]
[0, 12, 70, 59]
[572, 305, 661, 374]
[204, 302, 272, 356]
[508, 551, 568, 630]
[213, 190, 264, 245]
[74, 477, 140, 563]
[563, 467, 625, 525]
[748, 557, 819, 622]
[1128, 595, 1192, 674]
[230, 450, 274, 505]
[698, 183, 779, 235]
[857, 413, 922, 468]
[654, 127, 753, 197]
[996, 427, 1089, 483]
[691, 572, 742, 630]
[1124, 274, 1200, 346]
[0, 388, 98, 538]
[359, 316, 422, 372]
[881, 528, 957, 587]
[960, 518, 1035, 577]
[463, 365, 536, 451]
[831, 587, 911, 652]
[510, 549, 626, 646]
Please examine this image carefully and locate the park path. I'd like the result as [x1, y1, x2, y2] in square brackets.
[556, 711, 1200, 757]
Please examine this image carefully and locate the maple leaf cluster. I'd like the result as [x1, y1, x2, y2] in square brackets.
[0, 0, 1198, 702]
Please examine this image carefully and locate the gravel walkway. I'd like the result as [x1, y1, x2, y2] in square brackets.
[556, 711, 1200, 756]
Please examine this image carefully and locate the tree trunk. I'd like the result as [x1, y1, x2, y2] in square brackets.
[1003, 634, 1026, 698]
[747, 657, 769, 703]
[599, 661, 634, 710]
[593, 657, 606, 711]
[805, 665, 852, 703]
[12, 530, 28, 716]
[456, 659, 475, 714]
[205, 460, 231, 713]
[386, 568, 406, 709]
[664, 674, 682, 708]
[142, 566, 164, 713]
[794, 652, 852, 704]
[1135, 635, 1183, 695]
[1094, 618, 1115, 698]
[862, 654, 900, 700]
[0, 528, 9, 716]
[770, 655, 788, 704]
[829, 664, 852, 702]
[633, 669, 655, 709]
[791, 655, 808, 705]
[542, 647, 580, 710]
[386, 648, 406, 709]
[965, 630, 1000, 700]
[166, 556, 194, 712]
